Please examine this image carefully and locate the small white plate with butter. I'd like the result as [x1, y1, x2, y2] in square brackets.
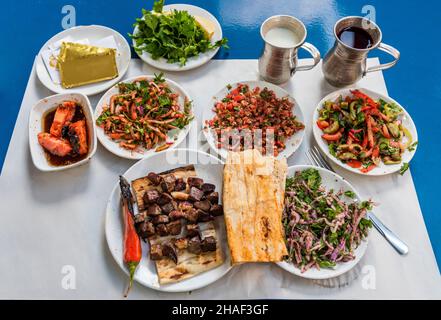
[132, 4, 223, 71]
[36, 25, 131, 96]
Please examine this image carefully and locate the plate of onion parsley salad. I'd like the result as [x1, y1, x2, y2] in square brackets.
[95, 74, 193, 160]
[313, 88, 418, 176]
[277, 166, 373, 280]
[130, 0, 228, 71]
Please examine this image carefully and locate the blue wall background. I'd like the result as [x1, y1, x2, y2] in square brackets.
[1, 0, 439, 268]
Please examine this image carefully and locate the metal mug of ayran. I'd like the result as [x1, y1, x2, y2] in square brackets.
[322, 16, 400, 87]
[258, 15, 321, 84]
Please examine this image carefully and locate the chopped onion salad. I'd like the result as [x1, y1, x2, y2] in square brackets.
[283, 169, 373, 272]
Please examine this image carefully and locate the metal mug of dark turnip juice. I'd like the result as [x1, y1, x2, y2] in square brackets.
[322, 16, 400, 87]
[258, 15, 321, 84]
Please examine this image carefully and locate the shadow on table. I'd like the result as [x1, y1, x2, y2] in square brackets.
[25, 141, 93, 204]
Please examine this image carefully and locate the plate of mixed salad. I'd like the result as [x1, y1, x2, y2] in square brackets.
[130, 1, 228, 71]
[277, 166, 372, 280]
[312, 88, 418, 175]
[203, 81, 305, 159]
[95, 74, 193, 160]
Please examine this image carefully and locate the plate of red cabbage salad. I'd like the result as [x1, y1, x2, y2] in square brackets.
[312, 88, 418, 176]
[203, 81, 305, 159]
[277, 166, 373, 279]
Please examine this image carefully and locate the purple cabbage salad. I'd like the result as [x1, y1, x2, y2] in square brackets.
[283, 168, 373, 272]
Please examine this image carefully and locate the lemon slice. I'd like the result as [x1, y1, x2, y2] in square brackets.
[194, 15, 215, 40]
[152, 11, 215, 40]
[152, 10, 171, 16]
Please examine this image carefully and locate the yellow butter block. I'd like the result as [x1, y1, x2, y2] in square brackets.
[58, 42, 118, 89]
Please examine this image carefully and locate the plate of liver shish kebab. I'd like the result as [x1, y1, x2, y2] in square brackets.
[105, 149, 231, 293]
[106, 148, 374, 295]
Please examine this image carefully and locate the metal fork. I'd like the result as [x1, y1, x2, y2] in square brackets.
[306, 145, 409, 255]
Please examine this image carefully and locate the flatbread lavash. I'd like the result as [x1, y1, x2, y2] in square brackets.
[223, 150, 288, 264]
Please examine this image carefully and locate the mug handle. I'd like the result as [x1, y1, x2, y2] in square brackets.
[366, 43, 400, 73]
[294, 42, 321, 72]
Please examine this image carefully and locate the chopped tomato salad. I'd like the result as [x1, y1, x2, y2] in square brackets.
[206, 83, 304, 156]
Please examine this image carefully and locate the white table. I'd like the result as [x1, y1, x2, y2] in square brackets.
[0, 58, 439, 299]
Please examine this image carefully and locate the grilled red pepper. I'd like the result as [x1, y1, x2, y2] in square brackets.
[119, 176, 142, 298]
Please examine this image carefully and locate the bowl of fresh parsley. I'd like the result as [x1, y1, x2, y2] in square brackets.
[130, 0, 228, 71]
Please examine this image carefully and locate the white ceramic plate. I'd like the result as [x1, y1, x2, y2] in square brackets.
[105, 149, 231, 292]
[94, 75, 193, 160]
[36, 25, 131, 96]
[312, 88, 418, 176]
[132, 4, 223, 71]
[276, 165, 368, 280]
[202, 81, 306, 159]
[28, 93, 97, 172]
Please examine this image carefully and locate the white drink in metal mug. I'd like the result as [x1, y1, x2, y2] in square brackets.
[259, 15, 321, 84]
[322, 16, 400, 87]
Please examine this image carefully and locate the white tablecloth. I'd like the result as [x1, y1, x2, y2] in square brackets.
[0, 58, 439, 299]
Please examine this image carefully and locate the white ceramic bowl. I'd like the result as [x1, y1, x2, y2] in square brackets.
[36, 25, 131, 96]
[276, 165, 369, 280]
[312, 88, 418, 176]
[29, 93, 97, 172]
[133, 4, 223, 71]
